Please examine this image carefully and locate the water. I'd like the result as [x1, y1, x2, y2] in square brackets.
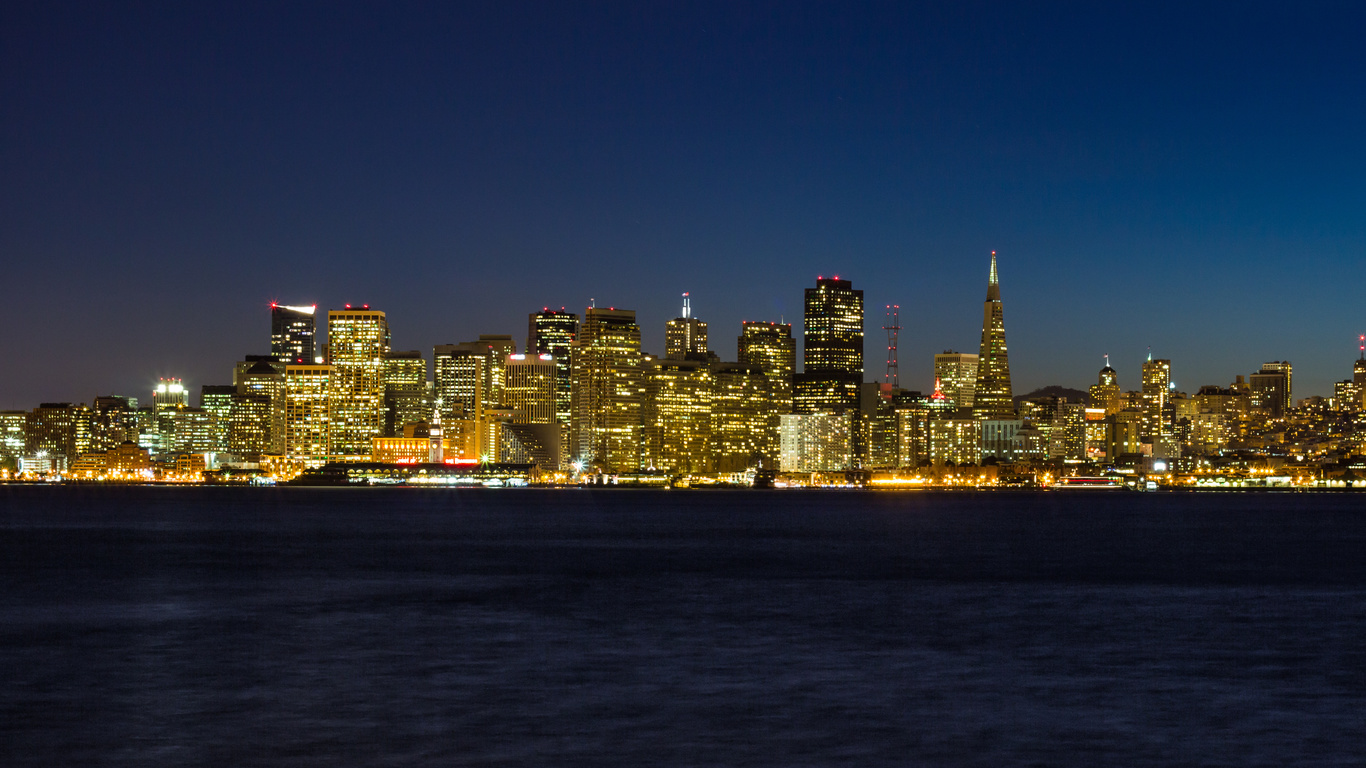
[3, 486, 1366, 766]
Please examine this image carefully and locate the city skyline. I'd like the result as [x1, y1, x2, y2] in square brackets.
[3, 254, 1363, 410]
[5, 3, 1366, 406]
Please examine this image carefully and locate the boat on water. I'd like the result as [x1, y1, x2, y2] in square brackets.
[1050, 476, 1127, 490]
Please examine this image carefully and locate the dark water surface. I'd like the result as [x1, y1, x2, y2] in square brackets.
[4, 487, 1366, 766]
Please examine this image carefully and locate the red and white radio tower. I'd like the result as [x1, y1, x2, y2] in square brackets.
[883, 304, 901, 388]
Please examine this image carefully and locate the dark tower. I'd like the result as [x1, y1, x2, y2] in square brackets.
[793, 276, 864, 413]
[528, 308, 579, 425]
[271, 304, 316, 364]
[971, 252, 1015, 420]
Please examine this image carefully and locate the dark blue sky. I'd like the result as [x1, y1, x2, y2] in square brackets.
[3, 1, 1365, 408]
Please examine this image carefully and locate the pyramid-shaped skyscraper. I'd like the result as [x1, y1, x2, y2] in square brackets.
[971, 252, 1015, 420]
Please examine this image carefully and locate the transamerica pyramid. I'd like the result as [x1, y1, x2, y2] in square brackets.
[971, 251, 1015, 420]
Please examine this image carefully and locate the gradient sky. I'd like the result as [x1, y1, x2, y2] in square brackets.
[4, 1, 1366, 409]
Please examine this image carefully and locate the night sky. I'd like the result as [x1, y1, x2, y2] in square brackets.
[4, 1, 1365, 409]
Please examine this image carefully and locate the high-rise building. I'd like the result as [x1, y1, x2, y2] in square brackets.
[200, 385, 237, 453]
[238, 360, 286, 455]
[284, 364, 331, 461]
[665, 293, 709, 360]
[642, 359, 712, 473]
[382, 351, 428, 436]
[779, 411, 854, 472]
[0, 411, 26, 465]
[802, 276, 864, 375]
[971, 253, 1014, 421]
[24, 403, 91, 463]
[154, 379, 189, 411]
[1249, 361, 1292, 419]
[795, 276, 864, 415]
[1089, 361, 1122, 415]
[89, 396, 137, 453]
[933, 351, 979, 411]
[1141, 354, 1174, 456]
[504, 354, 558, 425]
[528, 309, 579, 425]
[327, 306, 389, 457]
[571, 307, 644, 472]
[738, 321, 796, 415]
[433, 345, 484, 420]
[224, 393, 272, 461]
[711, 363, 778, 472]
[432, 336, 516, 458]
[271, 304, 317, 364]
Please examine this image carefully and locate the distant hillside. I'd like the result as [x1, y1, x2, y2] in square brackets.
[1013, 386, 1089, 405]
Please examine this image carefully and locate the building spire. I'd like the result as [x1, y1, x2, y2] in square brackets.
[986, 251, 1001, 301]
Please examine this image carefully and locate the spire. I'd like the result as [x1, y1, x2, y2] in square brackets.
[1147, 346, 1152, 362]
[986, 251, 1001, 301]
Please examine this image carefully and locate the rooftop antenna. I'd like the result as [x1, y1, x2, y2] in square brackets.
[590, 298, 596, 309]
[682, 292, 691, 319]
[1104, 353, 1111, 368]
[882, 304, 901, 388]
[1147, 346, 1152, 362]
[1359, 334, 1364, 360]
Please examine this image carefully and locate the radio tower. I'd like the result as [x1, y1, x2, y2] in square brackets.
[883, 304, 901, 388]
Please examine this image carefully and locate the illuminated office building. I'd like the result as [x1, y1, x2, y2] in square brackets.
[933, 351, 979, 411]
[433, 345, 484, 420]
[90, 396, 137, 452]
[794, 276, 863, 414]
[528, 309, 579, 424]
[327, 306, 389, 457]
[928, 416, 982, 466]
[504, 354, 558, 425]
[383, 351, 428, 436]
[711, 363, 777, 472]
[154, 379, 188, 411]
[972, 253, 1015, 421]
[238, 360, 286, 455]
[1046, 402, 1086, 461]
[1140, 354, 1176, 457]
[665, 293, 709, 360]
[738, 321, 796, 415]
[0, 411, 26, 464]
[165, 408, 217, 454]
[271, 304, 317, 364]
[200, 385, 236, 452]
[24, 403, 90, 462]
[1089, 362, 1122, 415]
[571, 307, 644, 472]
[779, 411, 853, 472]
[1249, 361, 1292, 419]
[225, 393, 272, 460]
[284, 364, 332, 462]
[642, 359, 713, 473]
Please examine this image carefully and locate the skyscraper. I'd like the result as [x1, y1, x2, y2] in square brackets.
[738, 321, 796, 414]
[528, 309, 579, 425]
[971, 253, 1015, 421]
[665, 293, 709, 360]
[570, 307, 644, 471]
[794, 276, 863, 414]
[284, 363, 331, 461]
[933, 351, 979, 411]
[1141, 353, 1174, 457]
[503, 354, 558, 425]
[1249, 361, 1292, 419]
[641, 358, 712, 473]
[1089, 359, 1122, 415]
[271, 304, 317, 364]
[382, 351, 428, 436]
[326, 306, 389, 457]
